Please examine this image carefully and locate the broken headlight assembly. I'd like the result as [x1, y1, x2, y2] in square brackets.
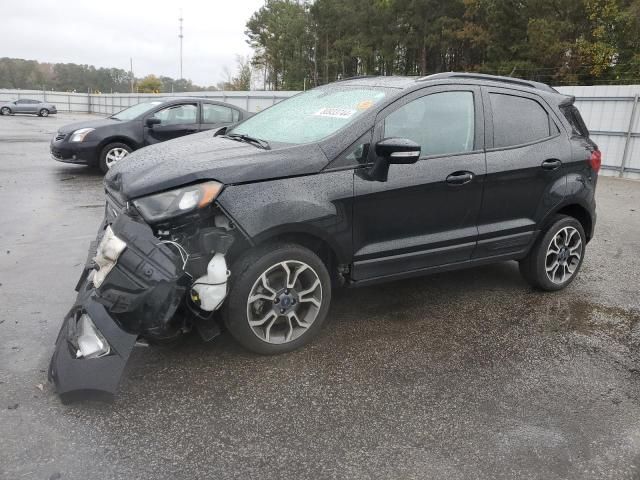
[69, 312, 111, 359]
[132, 181, 223, 223]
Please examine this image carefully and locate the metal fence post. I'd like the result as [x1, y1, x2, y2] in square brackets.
[620, 94, 639, 177]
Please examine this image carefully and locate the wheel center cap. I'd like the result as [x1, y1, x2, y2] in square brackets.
[274, 290, 298, 313]
[559, 247, 569, 262]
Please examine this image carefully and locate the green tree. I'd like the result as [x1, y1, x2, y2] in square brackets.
[137, 74, 162, 93]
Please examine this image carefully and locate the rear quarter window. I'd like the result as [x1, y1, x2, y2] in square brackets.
[561, 105, 590, 137]
[490, 93, 552, 148]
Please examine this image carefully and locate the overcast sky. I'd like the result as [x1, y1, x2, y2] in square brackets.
[1, 0, 265, 86]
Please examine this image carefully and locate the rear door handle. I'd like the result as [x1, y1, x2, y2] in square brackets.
[446, 171, 474, 185]
[541, 159, 562, 171]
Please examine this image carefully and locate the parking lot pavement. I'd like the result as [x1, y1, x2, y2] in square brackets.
[0, 113, 639, 480]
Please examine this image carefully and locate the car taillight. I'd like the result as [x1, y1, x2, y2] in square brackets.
[589, 150, 602, 173]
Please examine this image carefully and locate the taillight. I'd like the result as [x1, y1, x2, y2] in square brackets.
[589, 150, 602, 173]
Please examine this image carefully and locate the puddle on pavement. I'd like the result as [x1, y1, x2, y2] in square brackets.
[533, 297, 640, 343]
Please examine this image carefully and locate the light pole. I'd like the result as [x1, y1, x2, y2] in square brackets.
[179, 12, 184, 80]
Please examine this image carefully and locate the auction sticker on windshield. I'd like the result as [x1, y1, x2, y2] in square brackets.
[313, 107, 356, 119]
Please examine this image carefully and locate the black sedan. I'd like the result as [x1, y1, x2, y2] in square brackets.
[51, 97, 249, 173]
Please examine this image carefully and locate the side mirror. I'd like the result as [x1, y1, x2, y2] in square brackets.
[145, 117, 161, 128]
[375, 138, 421, 164]
[214, 126, 228, 136]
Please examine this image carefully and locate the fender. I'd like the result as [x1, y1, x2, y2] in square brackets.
[217, 170, 355, 264]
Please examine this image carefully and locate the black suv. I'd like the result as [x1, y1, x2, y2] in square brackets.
[51, 97, 249, 173]
[49, 73, 599, 401]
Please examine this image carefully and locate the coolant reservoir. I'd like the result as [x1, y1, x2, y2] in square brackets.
[192, 253, 228, 312]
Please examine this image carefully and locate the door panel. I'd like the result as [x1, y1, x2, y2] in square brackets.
[475, 87, 570, 259]
[13, 100, 26, 112]
[27, 100, 39, 113]
[351, 86, 486, 282]
[353, 152, 485, 280]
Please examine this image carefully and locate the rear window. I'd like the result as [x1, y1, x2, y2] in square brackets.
[490, 93, 552, 148]
[561, 105, 590, 137]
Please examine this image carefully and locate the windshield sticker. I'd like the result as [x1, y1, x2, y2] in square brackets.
[356, 100, 374, 111]
[313, 107, 356, 119]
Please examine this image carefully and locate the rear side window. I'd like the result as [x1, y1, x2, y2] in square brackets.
[490, 93, 551, 148]
[384, 91, 475, 157]
[203, 103, 239, 123]
[561, 105, 589, 137]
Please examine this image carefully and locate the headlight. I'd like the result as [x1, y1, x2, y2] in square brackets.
[74, 313, 110, 359]
[69, 128, 95, 142]
[133, 181, 223, 222]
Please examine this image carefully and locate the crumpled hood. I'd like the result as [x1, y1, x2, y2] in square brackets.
[58, 117, 123, 134]
[104, 131, 329, 199]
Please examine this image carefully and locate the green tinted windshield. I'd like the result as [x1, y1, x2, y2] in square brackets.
[229, 87, 389, 144]
[111, 101, 163, 120]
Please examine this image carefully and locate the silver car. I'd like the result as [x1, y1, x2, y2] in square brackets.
[0, 99, 57, 117]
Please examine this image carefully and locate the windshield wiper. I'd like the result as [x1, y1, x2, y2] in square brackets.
[225, 133, 270, 150]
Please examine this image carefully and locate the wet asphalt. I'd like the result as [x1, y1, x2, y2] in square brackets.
[0, 113, 639, 480]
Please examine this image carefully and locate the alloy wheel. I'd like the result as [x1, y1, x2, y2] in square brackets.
[105, 147, 129, 169]
[246, 260, 322, 344]
[40, 109, 49, 117]
[545, 226, 583, 284]
[1, 107, 10, 115]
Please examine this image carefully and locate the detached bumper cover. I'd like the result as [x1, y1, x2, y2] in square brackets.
[49, 213, 190, 400]
[48, 283, 138, 400]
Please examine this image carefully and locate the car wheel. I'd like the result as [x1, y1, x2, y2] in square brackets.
[223, 243, 332, 355]
[1, 107, 11, 115]
[519, 215, 586, 291]
[99, 142, 132, 173]
[39, 108, 49, 117]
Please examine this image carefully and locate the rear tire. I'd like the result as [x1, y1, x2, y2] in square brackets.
[39, 108, 49, 117]
[223, 243, 332, 355]
[99, 142, 132, 173]
[1, 107, 11, 115]
[519, 215, 586, 291]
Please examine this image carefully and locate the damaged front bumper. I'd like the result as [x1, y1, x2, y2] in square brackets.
[49, 213, 194, 401]
[48, 285, 139, 402]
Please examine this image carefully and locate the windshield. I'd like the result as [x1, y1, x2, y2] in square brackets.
[111, 101, 163, 121]
[228, 86, 389, 144]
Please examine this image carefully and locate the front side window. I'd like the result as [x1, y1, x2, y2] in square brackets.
[384, 91, 475, 157]
[228, 86, 389, 144]
[490, 93, 551, 147]
[203, 104, 238, 123]
[154, 104, 197, 125]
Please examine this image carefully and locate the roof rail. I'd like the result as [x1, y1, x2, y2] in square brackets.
[331, 75, 378, 83]
[418, 72, 557, 93]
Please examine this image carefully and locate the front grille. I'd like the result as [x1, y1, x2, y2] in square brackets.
[55, 133, 66, 141]
[51, 149, 62, 159]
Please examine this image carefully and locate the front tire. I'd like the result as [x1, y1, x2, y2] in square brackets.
[99, 142, 132, 173]
[519, 215, 586, 291]
[39, 108, 49, 117]
[223, 244, 332, 355]
[1, 107, 11, 115]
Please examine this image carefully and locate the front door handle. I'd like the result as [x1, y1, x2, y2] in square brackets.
[446, 171, 474, 185]
[541, 159, 562, 171]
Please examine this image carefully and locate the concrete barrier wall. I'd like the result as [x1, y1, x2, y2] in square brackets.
[1, 85, 638, 178]
[0, 89, 298, 115]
